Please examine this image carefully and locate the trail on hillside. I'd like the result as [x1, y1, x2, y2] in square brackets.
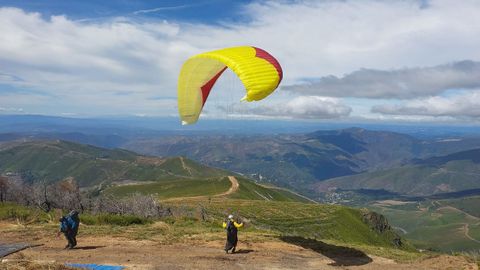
[223, 176, 239, 196]
[392, 226, 408, 235]
[162, 176, 239, 201]
[258, 184, 318, 204]
[438, 206, 480, 221]
[180, 157, 193, 176]
[434, 206, 480, 245]
[463, 223, 480, 244]
[1, 227, 477, 270]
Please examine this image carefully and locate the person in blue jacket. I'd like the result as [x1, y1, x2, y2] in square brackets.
[58, 210, 80, 249]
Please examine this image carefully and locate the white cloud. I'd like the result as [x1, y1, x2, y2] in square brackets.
[197, 0, 480, 80]
[0, 8, 190, 115]
[0, 9, 185, 91]
[0, 0, 480, 118]
[372, 90, 480, 118]
[283, 61, 480, 99]
[0, 107, 23, 112]
[217, 96, 351, 119]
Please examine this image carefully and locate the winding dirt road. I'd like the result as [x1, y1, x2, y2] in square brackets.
[223, 176, 239, 196]
[463, 223, 480, 244]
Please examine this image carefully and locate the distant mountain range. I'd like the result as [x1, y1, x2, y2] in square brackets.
[0, 140, 312, 203]
[2, 115, 480, 198]
[123, 128, 480, 195]
[316, 148, 480, 197]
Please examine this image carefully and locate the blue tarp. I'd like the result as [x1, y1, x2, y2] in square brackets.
[67, 263, 125, 270]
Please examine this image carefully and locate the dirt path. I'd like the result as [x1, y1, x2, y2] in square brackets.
[223, 176, 239, 196]
[162, 176, 239, 202]
[392, 226, 408, 235]
[463, 223, 480, 244]
[438, 206, 480, 221]
[1, 229, 477, 270]
[179, 157, 193, 177]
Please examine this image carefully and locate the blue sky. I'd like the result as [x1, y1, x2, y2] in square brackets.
[0, 0, 253, 22]
[1, 0, 480, 124]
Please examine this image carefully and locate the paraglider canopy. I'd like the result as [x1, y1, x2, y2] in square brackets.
[177, 46, 283, 125]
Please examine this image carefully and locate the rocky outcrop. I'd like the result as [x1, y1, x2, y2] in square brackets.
[361, 209, 403, 247]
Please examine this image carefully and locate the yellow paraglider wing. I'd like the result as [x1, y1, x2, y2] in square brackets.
[177, 46, 283, 125]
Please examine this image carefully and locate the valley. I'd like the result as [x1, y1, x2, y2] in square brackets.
[1, 123, 480, 266]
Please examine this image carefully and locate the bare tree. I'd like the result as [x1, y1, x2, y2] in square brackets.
[51, 178, 84, 212]
[0, 176, 8, 202]
[1, 174, 174, 219]
[32, 179, 52, 212]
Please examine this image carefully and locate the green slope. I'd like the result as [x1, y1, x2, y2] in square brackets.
[369, 197, 480, 252]
[105, 177, 232, 199]
[443, 196, 480, 217]
[105, 176, 312, 203]
[228, 177, 313, 202]
[0, 140, 311, 202]
[317, 149, 480, 197]
[0, 139, 418, 260]
[163, 198, 412, 257]
[0, 198, 415, 262]
[122, 128, 440, 194]
[0, 140, 227, 187]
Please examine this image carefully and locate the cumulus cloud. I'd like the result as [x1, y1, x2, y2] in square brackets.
[0, 8, 190, 115]
[0, 8, 186, 92]
[283, 61, 480, 99]
[1, 0, 480, 117]
[372, 91, 480, 118]
[216, 0, 480, 80]
[217, 96, 351, 119]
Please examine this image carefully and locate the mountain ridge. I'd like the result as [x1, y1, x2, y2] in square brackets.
[316, 148, 480, 197]
[124, 128, 480, 194]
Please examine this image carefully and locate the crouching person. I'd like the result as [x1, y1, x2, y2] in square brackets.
[58, 210, 80, 249]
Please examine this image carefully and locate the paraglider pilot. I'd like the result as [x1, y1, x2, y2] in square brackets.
[58, 210, 80, 249]
[222, 214, 243, 253]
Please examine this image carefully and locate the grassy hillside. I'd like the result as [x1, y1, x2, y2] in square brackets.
[105, 176, 312, 203]
[123, 128, 480, 195]
[0, 198, 415, 262]
[0, 140, 313, 203]
[159, 197, 414, 260]
[0, 140, 227, 187]
[204, 200, 396, 246]
[316, 148, 480, 197]
[443, 196, 480, 217]
[227, 177, 313, 202]
[369, 197, 480, 252]
[123, 129, 417, 191]
[106, 177, 232, 199]
[0, 195, 406, 252]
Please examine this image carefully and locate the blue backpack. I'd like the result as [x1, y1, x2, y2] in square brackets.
[59, 217, 69, 232]
[66, 210, 80, 231]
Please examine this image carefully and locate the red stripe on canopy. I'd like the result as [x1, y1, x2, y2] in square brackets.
[200, 66, 227, 107]
[253, 47, 283, 85]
